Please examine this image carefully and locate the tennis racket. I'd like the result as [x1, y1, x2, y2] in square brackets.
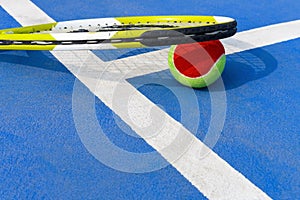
[0, 15, 237, 51]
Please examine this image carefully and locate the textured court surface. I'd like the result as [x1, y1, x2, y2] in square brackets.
[0, 0, 299, 199]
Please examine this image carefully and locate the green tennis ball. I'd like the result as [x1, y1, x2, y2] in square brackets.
[168, 40, 226, 88]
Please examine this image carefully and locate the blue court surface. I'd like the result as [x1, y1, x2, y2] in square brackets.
[0, 0, 299, 199]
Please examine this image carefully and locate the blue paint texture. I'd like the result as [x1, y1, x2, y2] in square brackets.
[0, 0, 299, 199]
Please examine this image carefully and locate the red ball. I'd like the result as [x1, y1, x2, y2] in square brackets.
[168, 40, 226, 88]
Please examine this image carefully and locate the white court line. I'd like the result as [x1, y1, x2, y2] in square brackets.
[3, 0, 299, 199]
[222, 19, 300, 55]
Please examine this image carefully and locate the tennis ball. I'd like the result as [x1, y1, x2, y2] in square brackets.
[168, 40, 226, 88]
